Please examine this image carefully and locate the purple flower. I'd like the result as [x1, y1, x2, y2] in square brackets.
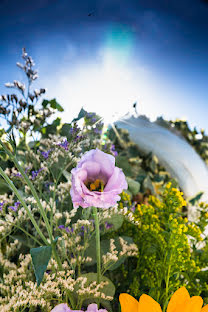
[0, 201, 5, 211]
[12, 172, 22, 178]
[65, 227, 70, 233]
[105, 222, 113, 230]
[51, 304, 107, 312]
[51, 303, 76, 312]
[58, 139, 69, 151]
[70, 124, 80, 135]
[58, 225, 65, 230]
[41, 150, 51, 159]
[8, 201, 21, 212]
[110, 145, 118, 157]
[70, 149, 127, 209]
[131, 206, 136, 212]
[31, 168, 44, 180]
[58, 225, 70, 233]
[86, 304, 107, 312]
[94, 128, 102, 135]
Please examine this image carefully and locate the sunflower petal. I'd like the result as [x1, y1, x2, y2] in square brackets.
[183, 296, 203, 312]
[138, 294, 162, 312]
[167, 287, 190, 312]
[201, 304, 208, 312]
[119, 293, 139, 312]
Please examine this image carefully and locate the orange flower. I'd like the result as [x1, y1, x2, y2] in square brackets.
[119, 287, 208, 312]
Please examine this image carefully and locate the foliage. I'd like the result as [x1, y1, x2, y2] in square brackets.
[110, 184, 208, 311]
[0, 49, 208, 312]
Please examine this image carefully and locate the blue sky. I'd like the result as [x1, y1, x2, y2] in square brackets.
[0, 0, 208, 130]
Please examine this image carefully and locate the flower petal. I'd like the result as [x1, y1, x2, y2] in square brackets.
[82, 161, 101, 178]
[104, 167, 127, 192]
[183, 296, 203, 312]
[86, 303, 107, 312]
[201, 304, 208, 312]
[167, 287, 190, 312]
[51, 303, 71, 312]
[119, 293, 139, 312]
[93, 149, 115, 177]
[138, 294, 162, 312]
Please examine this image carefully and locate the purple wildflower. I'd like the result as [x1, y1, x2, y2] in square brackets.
[94, 128, 102, 135]
[65, 227, 70, 233]
[8, 201, 20, 212]
[0, 201, 5, 211]
[105, 222, 113, 230]
[41, 150, 51, 159]
[8, 206, 17, 212]
[12, 172, 22, 178]
[110, 145, 118, 157]
[70, 148, 127, 209]
[131, 205, 136, 212]
[31, 168, 44, 180]
[86, 113, 95, 119]
[70, 124, 80, 135]
[58, 225, 70, 233]
[58, 225, 65, 230]
[58, 139, 69, 151]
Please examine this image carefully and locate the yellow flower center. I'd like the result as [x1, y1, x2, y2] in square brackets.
[86, 179, 105, 192]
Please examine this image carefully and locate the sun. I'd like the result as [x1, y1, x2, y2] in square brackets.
[52, 48, 139, 125]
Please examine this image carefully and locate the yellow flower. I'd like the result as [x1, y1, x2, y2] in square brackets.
[119, 287, 208, 312]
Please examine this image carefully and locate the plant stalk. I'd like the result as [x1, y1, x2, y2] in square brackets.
[93, 206, 101, 285]
[0, 167, 48, 246]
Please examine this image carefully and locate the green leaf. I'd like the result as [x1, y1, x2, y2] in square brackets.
[50, 99, 64, 112]
[60, 123, 72, 139]
[103, 214, 124, 232]
[42, 99, 64, 112]
[189, 192, 204, 206]
[0, 177, 10, 194]
[42, 99, 50, 108]
[72, 107, 87, 122]
[126, 177, 140, 195]
[116, 155, 132, 176]
[30, 246, 52, 286]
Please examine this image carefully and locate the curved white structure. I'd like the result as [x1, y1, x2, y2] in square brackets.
[116, 114, 208, 203]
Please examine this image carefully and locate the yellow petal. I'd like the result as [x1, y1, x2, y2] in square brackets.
[201, 304, 208, 312]
[119, 293, 139, 312]
[138, 294, 162, 312]
[183, 296, 203, 312]
[167, 287, 190, 312]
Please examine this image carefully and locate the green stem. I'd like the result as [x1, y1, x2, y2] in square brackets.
[10, 222, 42, 246]
[0, 141, 63, 270]
[0, 140, 53, 243]
[0, 167, 48, 246]
[51, 242, 62, 270]
[93, 206, 101, 285]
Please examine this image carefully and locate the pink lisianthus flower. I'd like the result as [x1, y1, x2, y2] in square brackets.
[51, 303, 107, 312]
[70, 148, 127, 208]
